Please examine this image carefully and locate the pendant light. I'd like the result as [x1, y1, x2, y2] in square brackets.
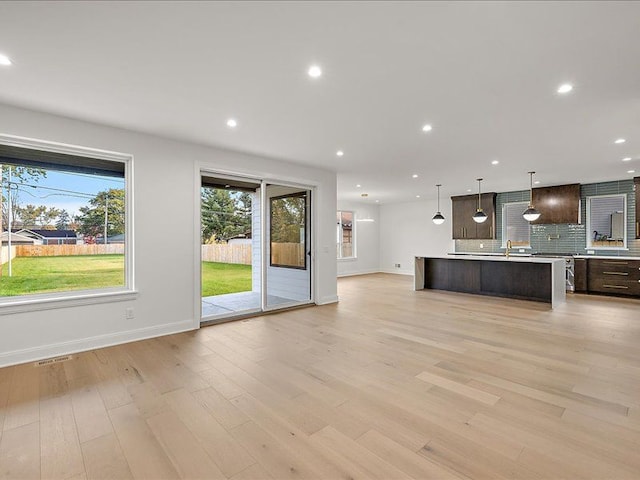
[472, 178, 488, 223]
[522, 171, 541, 222]
[432, 184, 445, 225]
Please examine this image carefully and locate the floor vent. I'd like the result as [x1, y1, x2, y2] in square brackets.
[35, 355, 73, 367]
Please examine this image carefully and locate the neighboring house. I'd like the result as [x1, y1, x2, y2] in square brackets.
[0, 231, 38, 246]
[228, 233, 252, 245]
[106, 233, 125, 244]
[15, 229, 78, 245]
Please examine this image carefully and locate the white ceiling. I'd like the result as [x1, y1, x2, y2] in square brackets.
[1, 1, 639, 204]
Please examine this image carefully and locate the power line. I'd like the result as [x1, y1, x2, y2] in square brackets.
[7, 181, 97, 198]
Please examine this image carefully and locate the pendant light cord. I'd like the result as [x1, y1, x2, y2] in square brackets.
[476, 178, 483, 210]
[528, 171, 535, 206]
[436, 184, 441, 211]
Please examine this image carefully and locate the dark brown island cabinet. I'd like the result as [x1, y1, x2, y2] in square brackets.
[530, 183, 581, 225]
[451, 192, 496, 239]
[416, 256, 566, 307]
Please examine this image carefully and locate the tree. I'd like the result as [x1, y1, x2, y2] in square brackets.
[39, 207, 61, 229]
[15, 204, 47, 228]
[76, 189, 125, 239]
[1, 165, 47, 230]
[201, 188, 252, 243]
[56, 209, 72, 230]
[270, 195, 305, 243]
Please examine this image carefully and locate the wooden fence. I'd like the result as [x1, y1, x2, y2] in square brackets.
[1, 246, 16, 265]
[202, 244, 252, 265]
[15, 244, 125, 257]
[9, 243, 304, 267]
[201, 243, 305, 267]
[270, 243, 305, 268]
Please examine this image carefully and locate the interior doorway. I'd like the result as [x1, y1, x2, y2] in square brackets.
[199, 173, 313, 323]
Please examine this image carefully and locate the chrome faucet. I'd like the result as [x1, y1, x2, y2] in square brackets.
[506, 239, 512, 258]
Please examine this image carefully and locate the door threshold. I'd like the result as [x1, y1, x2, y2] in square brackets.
[200, 302, 315, 327]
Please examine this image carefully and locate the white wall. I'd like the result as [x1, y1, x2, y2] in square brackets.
[0, 103, 337, 367]
[337, 201, 380, 277]
[379, 198, 454, 275]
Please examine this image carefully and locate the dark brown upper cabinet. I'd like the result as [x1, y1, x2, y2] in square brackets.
[635, 176, 639, 239]
[451, 193, 496, 239]
[529, 183, 581, 225]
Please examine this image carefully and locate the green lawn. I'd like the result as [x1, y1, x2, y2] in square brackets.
[201, 261, 252, 297]
[0, 255, 125, 296]
[0, 256, 251, 297]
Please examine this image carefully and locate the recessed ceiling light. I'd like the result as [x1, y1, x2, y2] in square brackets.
[614, 138, 626, 144]
[467, 189, 472, 192]
[534, 180, 541, 184]
[622, 157, 632, 162]
[412, 174, 418, 178]
[422, 124, 433, 133]
[308, 65, 322, 78]
[0, 53, 11, 66]
[356, 184, 361, 188]
[375, 200, 379, 203]
[416, 195, 420, 198]
[491, 160, 499, 165]
[226, 118, 238, 128]
[557, 83, 573, 94]
[336, 150, 344, 157]
[627, 170, 635, 174]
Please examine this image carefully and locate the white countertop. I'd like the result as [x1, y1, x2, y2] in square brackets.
[452, 252, 640, 261]
[574, 255, 640, 260]
[450, 252, 532, 257]
[421, 254, 565, 264]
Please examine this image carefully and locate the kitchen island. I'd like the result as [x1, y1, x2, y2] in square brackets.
[414, 255, 566, 307]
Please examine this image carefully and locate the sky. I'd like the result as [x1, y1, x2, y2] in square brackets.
[4, 167, 124, 218]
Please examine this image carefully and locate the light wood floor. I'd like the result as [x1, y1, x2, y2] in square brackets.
[1, 273, 640, 479]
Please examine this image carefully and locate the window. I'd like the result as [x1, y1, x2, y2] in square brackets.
[270, 193, 307, 269]
[0, 135, 132, 303]
[502, 202, 531, 248]
[586, 194, 626, 249]
[337, 210, 355, 259]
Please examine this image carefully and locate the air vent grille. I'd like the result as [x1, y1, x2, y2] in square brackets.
[35, 355, 73, 367]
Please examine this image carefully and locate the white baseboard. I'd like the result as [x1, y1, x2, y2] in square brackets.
[317, 294, 339, 305]
[0, 319, 196, 368]
[337, 269, 381, 278]
[379, 269, 414, 276]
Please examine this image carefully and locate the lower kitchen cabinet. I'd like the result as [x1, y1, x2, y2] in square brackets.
[585, 258, 640, 297]
[574, 258, 587, 293]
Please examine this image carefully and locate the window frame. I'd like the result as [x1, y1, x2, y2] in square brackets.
[269, 191, 307, 270]
[501, 201, 531, 249]
[337, 210, 356, 260]
[0, 133, 136, 314]
[586, 193, 627, 250]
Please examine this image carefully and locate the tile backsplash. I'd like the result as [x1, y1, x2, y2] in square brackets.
[455, 179, 640, 257]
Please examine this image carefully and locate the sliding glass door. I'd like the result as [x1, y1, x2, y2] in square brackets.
[200, 174, 312, 323]
[200, 174, 262, 320]
[265, 184, 312, 310]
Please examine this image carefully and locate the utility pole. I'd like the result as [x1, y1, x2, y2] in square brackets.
[104, 191, 108, 245]
[7, 165, 12, 277]
[0, 164, 3, 277]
